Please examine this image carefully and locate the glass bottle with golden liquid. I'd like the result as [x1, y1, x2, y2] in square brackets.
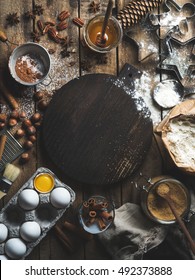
[83, 15, 122, 53]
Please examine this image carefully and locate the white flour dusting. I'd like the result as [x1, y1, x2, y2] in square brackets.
[134, 72, 161, 124]
[111, 71, 161, 124]
[36, 42, 79, 95]
[153, 81, 181, 108]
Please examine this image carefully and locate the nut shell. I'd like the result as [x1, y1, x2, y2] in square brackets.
[20, 153, 30, 164]
[31, 113, 42, 123]
[15, 128, 25, 138]
[8, 118, 17, 127]
[22, 119, 32, 128]
[23, 140, 34, 150]
[26, 126, 36, 136]
[0, 113, 7, 122]
[10, 110, 19, 119]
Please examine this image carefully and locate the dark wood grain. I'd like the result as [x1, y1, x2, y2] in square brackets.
[42, 68, 153, 185]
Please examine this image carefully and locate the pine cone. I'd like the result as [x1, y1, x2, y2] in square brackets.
[117, 0, 162, 29]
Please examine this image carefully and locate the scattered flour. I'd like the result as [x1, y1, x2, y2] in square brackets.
[134, 72, 161, 124]
[111, 71, 161, 124]
[153, 81, 181, 108]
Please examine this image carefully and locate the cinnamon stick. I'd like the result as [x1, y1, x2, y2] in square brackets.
[99, 210, 113, 221]
[63, 221, 93, 241]
[0, 134, 7, 161]
[97, 218, 106, 230]
[0, 80, 19, 110]
[54, 225, 75, 253]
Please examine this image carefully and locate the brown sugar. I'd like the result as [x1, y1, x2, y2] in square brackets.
[147, 182, 188, 221]
[15, 54, 44, 83]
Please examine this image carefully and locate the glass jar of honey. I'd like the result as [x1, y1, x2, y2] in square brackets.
[83, 15, 123, 53]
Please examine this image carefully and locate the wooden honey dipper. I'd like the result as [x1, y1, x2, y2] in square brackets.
[95, 0, 113, 47]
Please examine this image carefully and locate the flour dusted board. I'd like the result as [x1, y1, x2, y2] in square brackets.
[42, 64, 153, 185]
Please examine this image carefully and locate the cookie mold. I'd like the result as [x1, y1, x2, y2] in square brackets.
[0, 167, 75, 259]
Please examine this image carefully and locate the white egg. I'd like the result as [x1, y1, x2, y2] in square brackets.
[0, 224, 8, 243]
[5, 238, 27, 259]
[20, 221, 41, 242]
[0, 255, 8, 260]
[18, 189, 39, 210]
[50, 187, 71, 208]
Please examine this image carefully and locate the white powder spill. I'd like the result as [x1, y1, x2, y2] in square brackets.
[167, 117, 195, 168]
[153, 81, 181, 108]
[110, 71, 161, 124]
[36, 43, 79, 96]
[134, 72, 161, 124]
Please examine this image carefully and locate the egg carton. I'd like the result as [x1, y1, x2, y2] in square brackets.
[0, 167, 75, 260]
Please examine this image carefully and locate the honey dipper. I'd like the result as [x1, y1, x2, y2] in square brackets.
[157, 183, 195, 255]
[96, 0, 113, 47]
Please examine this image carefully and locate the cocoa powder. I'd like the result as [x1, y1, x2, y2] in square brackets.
[15, 54, 44, 83]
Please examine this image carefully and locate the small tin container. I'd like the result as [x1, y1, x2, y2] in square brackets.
[141, 176, 191, 224]
[8, 42, 51, 86]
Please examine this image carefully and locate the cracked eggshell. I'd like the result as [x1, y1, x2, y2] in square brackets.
[20, 221, 41, 242]
[18, 189, 39, 210]
[0, 224, 8, 243]
[5, 238, 27, 259]
[50, 187, 71, 209]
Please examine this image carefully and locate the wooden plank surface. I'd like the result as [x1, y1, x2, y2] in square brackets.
[0, 0, 193, 260]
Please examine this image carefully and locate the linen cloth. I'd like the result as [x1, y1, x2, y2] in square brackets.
[98, 191, 195, 260]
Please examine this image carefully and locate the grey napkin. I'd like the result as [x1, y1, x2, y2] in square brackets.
[98, 195, 195, 260]
[98, 203, 168, 260]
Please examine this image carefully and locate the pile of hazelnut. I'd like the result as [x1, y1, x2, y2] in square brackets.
[0, 90, 49, 164]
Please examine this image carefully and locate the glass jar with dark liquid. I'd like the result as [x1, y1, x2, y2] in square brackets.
[83, 15, 123, 53]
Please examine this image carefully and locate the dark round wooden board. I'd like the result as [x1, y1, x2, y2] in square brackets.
[42, 64, 153, 185]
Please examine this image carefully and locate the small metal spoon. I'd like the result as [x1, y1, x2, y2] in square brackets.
[157, 183, 195, 255]
[153, 79, 194, 109]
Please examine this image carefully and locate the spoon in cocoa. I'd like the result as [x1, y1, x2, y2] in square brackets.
[156, 183, 195, 255]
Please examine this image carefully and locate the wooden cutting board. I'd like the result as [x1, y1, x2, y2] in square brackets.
[42, 64, 153, 185]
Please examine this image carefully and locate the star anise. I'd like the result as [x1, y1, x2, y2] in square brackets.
[60, 47, 71, 58]
[24, 11, 36, 20]
[6, 12, 20, 26]
[89, 1, 100, 13]
[33, 4, 44, 16]
[31, 30, 41, 42]
[81, 59, 93, 71]
[60, 36, 73, 48]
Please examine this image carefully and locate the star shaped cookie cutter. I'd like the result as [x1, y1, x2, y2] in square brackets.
[149, 0, 195, 41]
[159, 36, 195, 88]
[125, 15, 160, 62]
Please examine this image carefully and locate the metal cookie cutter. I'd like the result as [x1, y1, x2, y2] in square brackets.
[125, 15, 160, 62]
[159, 36, 195, 88]
[149, 0, 195, 41]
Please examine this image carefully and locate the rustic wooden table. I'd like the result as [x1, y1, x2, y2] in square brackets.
[0, 0, 194, 260]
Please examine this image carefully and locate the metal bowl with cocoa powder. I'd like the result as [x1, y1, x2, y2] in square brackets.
[8, 42, 51, 86]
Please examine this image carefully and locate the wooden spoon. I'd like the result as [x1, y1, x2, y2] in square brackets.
[156, 183, 195, 255]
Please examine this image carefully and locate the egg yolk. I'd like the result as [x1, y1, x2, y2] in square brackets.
[34, 173, 54, 193]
